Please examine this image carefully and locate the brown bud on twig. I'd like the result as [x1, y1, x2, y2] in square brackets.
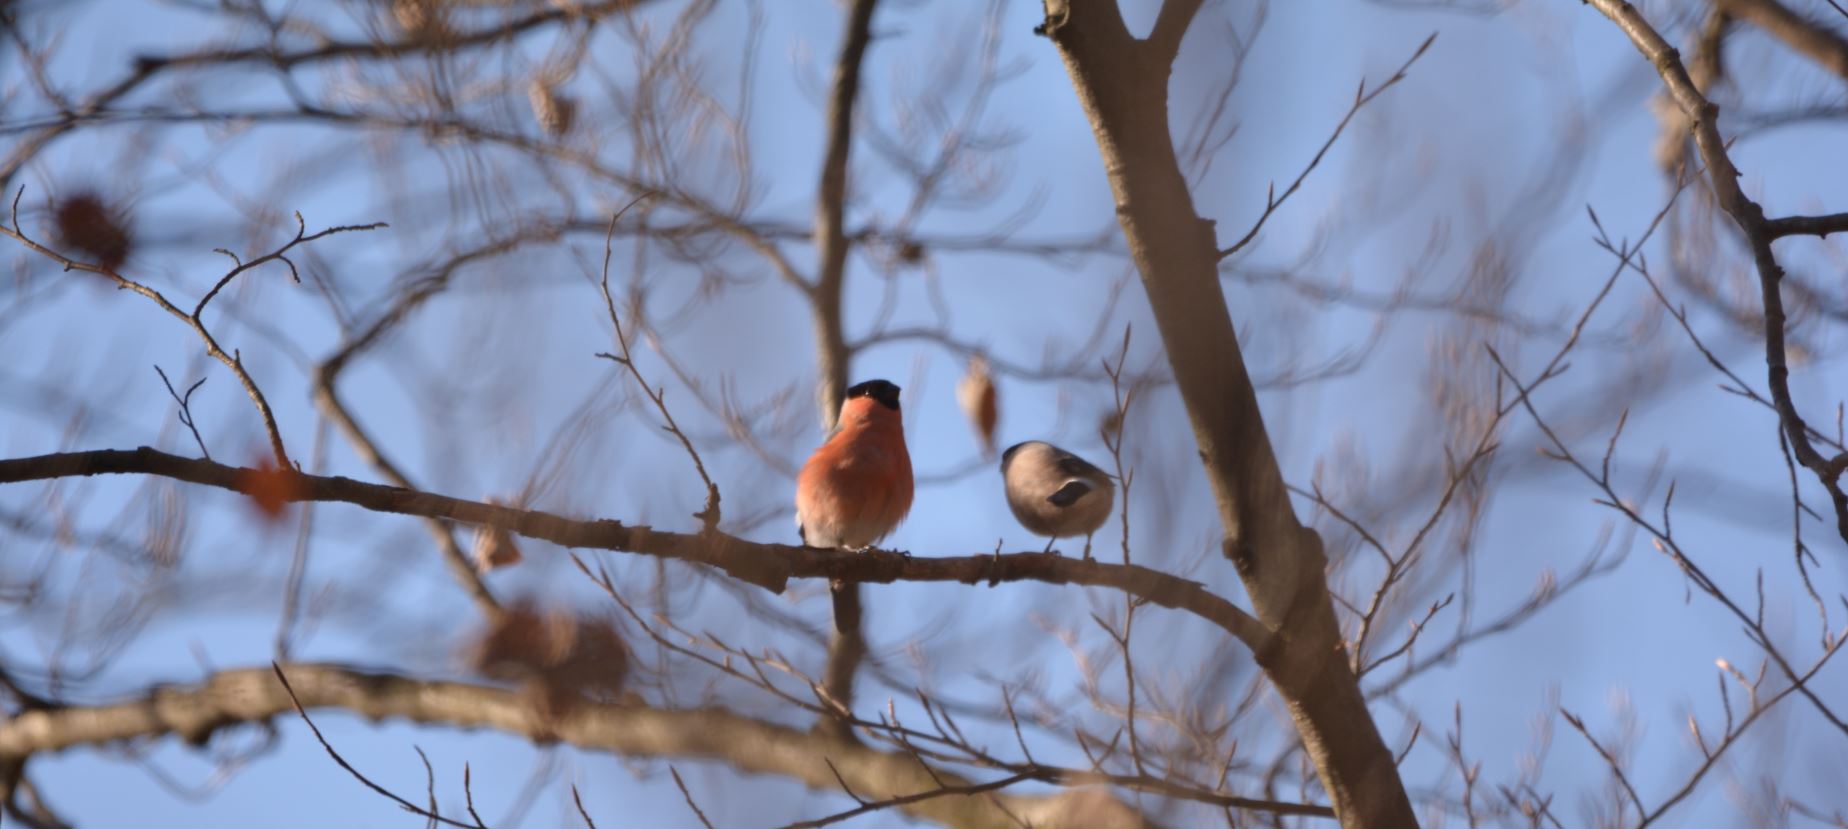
[957, 354, 999, 459]
[1099, 409, 1124, 442]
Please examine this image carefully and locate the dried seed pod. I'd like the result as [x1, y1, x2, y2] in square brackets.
[52, 191, 132, 272]
[527, 78, 578, 138]
[392, 0, 450, 40]
[956, 355, 999, 459]
[471, 497, 524, 571]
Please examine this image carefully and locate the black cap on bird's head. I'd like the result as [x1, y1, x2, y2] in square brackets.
[846, 379, 902, 411]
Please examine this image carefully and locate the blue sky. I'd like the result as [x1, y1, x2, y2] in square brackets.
[4, 0, 1848, 826]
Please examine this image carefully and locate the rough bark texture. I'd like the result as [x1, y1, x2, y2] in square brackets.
[1038, 1, 1417, 825]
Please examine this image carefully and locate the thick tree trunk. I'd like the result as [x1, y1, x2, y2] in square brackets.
[813, 0, 882, 726]
[1039, 2, 1418, 825]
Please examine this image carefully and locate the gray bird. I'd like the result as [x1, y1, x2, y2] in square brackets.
[1000, 441, 1114, 558]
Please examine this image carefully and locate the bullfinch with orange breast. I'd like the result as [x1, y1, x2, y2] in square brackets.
[1001, 440, 1114, 559]
[797, 380, 914, 630]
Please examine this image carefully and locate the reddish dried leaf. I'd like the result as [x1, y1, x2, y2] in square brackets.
[239, 459, 301, 521]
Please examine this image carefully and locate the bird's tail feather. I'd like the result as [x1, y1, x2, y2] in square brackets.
[829, 580, 862, 634]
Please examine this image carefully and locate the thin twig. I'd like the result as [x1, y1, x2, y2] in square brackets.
[268, 664, 485, 829]
[777, 772, 1036, 829]
[668, 766, 716, 829]
[1559, 708, 1645, 822]
[593, 194, 721, 530]
[414, 746, 439, 829]
[194, 212, 386, 320]
[463, 765, 488, 829]
[4, 189, 384, 468]
[1216, 32, 1436, 260]
[570, 786, 598, 829]
[152, 366, 210, 459]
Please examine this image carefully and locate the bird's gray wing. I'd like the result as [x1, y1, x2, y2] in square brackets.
[1047, 480, 1093, 507]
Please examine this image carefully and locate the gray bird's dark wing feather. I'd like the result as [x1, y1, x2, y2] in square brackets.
[1047, 480, 1093, 507]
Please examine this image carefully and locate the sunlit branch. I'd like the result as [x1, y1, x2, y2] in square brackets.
[0, 446, 1272, 650]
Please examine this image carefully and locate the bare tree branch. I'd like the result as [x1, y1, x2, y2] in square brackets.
[811, 0, 883, 733]
[0, 663, 1177, 829]
[0, 446, 1272, 649]
[1766, 212, 1848, 239]
[1147, 0, 1205, 63]
[1216, 33, 1436, 261]
[1038, 2, 1418, 823]
[1717, 0, 1848, 81]
[1580, 0, 1848, 545]
[593, 198, 722, 530]
[811, 0, 879, 424]
[2, 190, 384, 469]
[272, 665, 488, 829]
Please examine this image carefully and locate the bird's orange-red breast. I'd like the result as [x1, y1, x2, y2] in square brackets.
[796, 379, 913, 551]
